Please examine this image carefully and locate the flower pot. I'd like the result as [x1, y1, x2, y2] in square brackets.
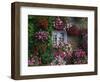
[38, 18, 48, 30]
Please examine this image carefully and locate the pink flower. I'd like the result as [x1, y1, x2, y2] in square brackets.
[54, 17, 64, 30]
[60, 52, 66, 59]
[74, 49, 86, 58]
[31, 57, 35, 63]
[28, 60, 34, 65]
[54, 51, 59, 58]
[34, 31, 49, 41]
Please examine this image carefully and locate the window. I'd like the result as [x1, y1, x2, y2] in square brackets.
[53, 34, 57, 44]
[52, 31, 67, 45]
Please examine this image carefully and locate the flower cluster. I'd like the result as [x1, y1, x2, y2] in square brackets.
[28, 56, 41, 66]
[53, 42, 72, 53]
[51, 41, 87, 65]
[50, 42, 73, 65]
[54, 17, 64, 30]
[54, 50, 66, 59]
[73, 49, 87, 64]
[34, 31, 49, 41]
[74, 49, 86, 58]
[50, 55, 66, 65]
[28, 57, 35, 66]
[51, 51, 73, 65]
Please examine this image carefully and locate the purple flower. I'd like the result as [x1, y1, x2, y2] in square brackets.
[34, 31, 49, 41]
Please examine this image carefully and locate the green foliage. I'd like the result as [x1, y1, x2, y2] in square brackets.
[28, 15, 55, 63]
[41, 48, 54, 64]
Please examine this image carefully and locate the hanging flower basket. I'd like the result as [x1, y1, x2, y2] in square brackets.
[38, 18, 48, 30]
[54, 17, 64, 30]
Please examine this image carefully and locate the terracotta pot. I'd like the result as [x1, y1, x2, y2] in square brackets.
[38, 18, 48, 30]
